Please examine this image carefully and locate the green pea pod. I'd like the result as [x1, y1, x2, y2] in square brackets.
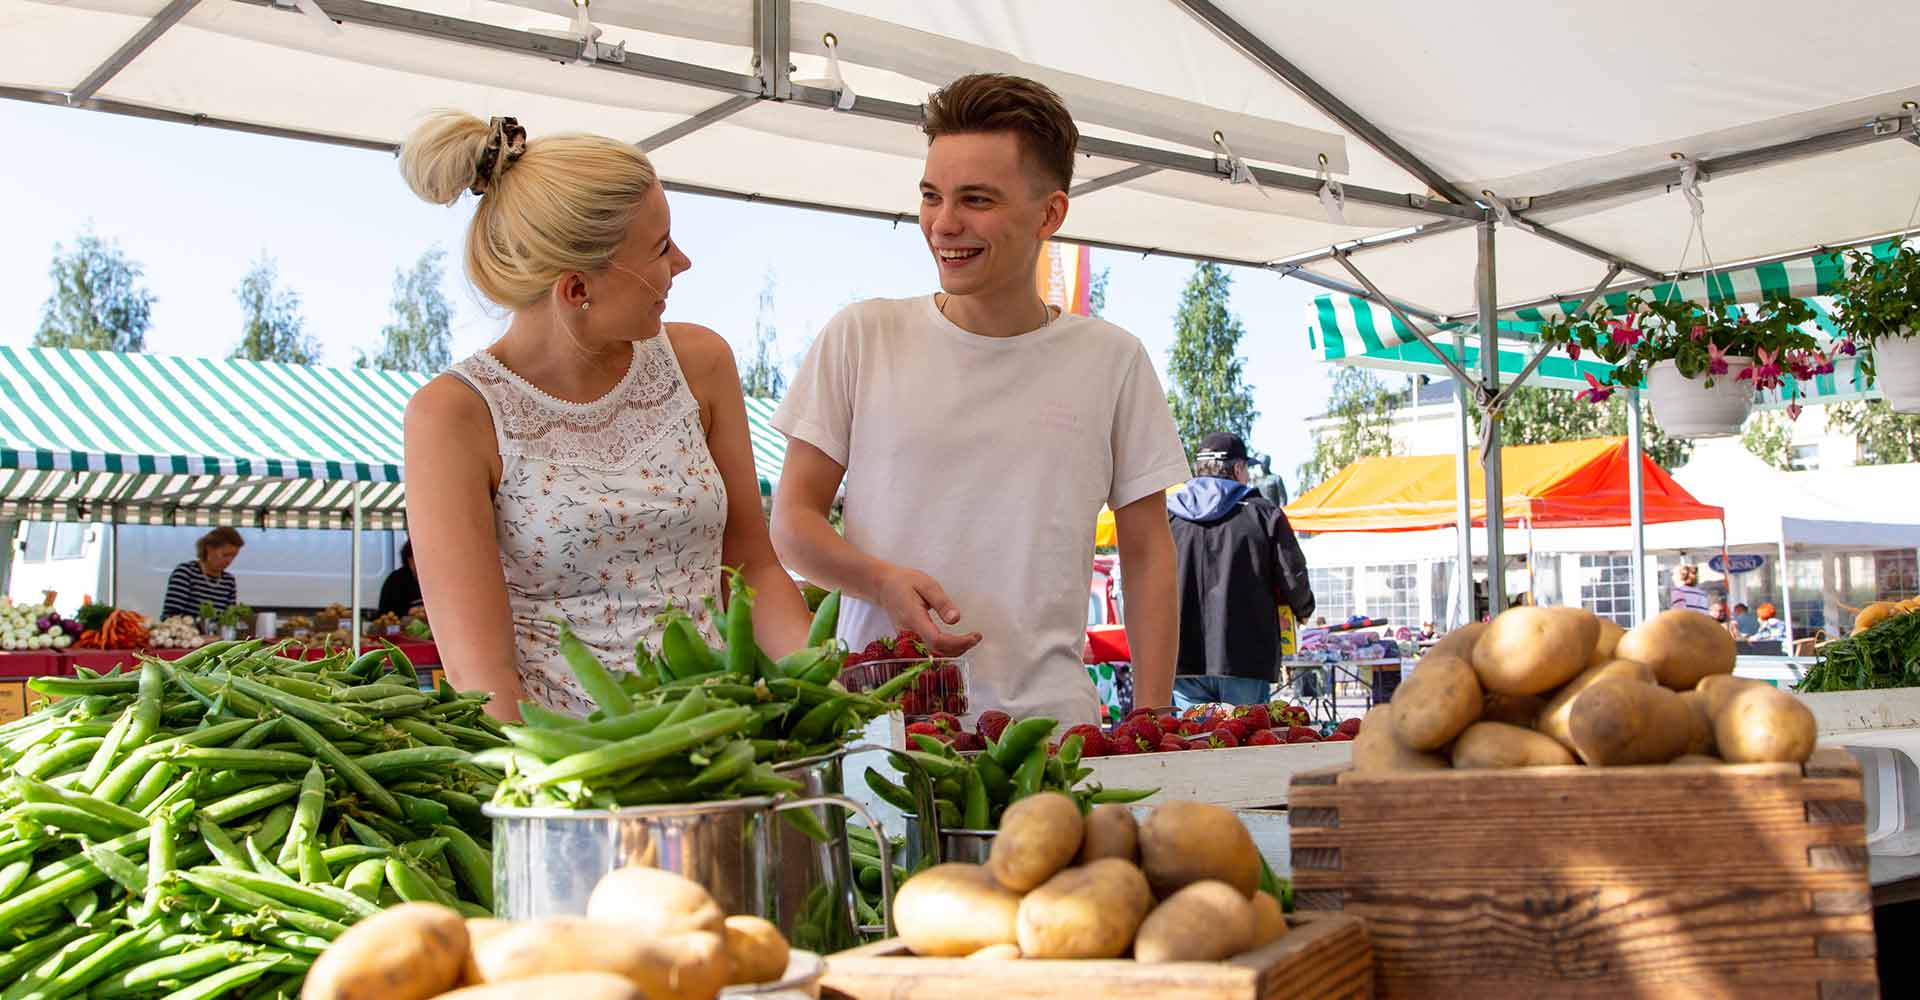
[891, 749, 966, 781]
[1089, 786, 1158, 804]
[1058, 733, 1084, 772]
[790, 696, 851, 744]
[973, 751, 1013, 805]
[724, 571, 763, 681]
[774, 645, 831, 682]
[780, 807, 833, 845]
[659, 616, 719, 680]
[553, 620, 634, 717]
[805, 589, 841, 648]
[990, 717, 1056, 769]
[703, 595, 729, 636]
[799, 649, 843, 687]
[909, 733, 959, 758]
[867, 664, 926, 702]
[733, 763, 804, 797]
[629, 642, 661, 695]
[961, 767, 989, 829]
[934, 777, 963, 801]
[935, 798, 961, 828]
[689, 740, 755, 789]
[862, 768, 918, 813]
[1044, 755, 1067, 790]
[1012, 742, 1047, 799]
[661, 687, 708, 728]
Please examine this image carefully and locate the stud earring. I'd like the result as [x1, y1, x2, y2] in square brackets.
[581, 301, 590, 311]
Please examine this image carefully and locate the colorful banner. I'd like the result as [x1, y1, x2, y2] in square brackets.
[1036, 241, 1093, 316]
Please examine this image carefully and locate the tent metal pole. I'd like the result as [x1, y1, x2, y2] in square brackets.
[1070, 164, 1162, 198]
[1777, 527, 1795, 656]
[1488, 264, 1623, 409]
[67, 0, 202, 103]
[636, 95, 756, 152]
[350, 486, 363, 654]
[1525, 519, 1535, 603]
[104, 524, 117, 606]
[753, 0, 792, 100]
[1332, 251, 1484, 393]
[1477, 222, 1507, 613]
[1453, 329, 1474, 626]
[1627, 391, 1647, 625]
[1274, 266, 1450, 324]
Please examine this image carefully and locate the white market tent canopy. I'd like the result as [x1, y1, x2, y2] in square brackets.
[8, 0, 1920, 616]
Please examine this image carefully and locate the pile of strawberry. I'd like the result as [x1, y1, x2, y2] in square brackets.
[1075, 704, 1365, 757]
[843, 628, 967, 718]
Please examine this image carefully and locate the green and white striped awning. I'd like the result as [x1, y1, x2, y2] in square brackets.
[0, 347, 791, 528]
[1308, 242, 1893, 408]
[743, 396, 787, 496]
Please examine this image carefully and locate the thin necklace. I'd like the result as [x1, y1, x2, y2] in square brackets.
[938, 293, 1055, 332]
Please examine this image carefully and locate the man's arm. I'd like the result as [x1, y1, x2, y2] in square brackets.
[1268, 509, 1315, 622]
[770, 439, 981, 657]
[1113, 494, 1177, 711]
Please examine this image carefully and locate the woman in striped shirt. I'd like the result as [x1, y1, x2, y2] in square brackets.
[161, 527, 244, 619]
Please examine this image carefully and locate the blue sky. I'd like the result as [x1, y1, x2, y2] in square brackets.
[0, 99, 1339, 484]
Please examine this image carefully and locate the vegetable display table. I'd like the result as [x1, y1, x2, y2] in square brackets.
[0, 651, 68, 723]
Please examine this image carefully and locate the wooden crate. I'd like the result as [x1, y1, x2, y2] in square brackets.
[1289, 748, 1878, 999]
[823, 912, 1372, 1000]
[1082, 741, 1354, 809]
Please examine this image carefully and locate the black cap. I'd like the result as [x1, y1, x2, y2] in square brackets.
[1197, 432, 1248, 463]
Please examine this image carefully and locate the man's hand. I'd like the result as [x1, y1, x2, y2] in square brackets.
[873, 563, 982, 657]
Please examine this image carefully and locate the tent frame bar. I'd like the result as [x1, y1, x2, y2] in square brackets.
[753, 0, 792, 101]
[1487, 264, 1622, 412]
[637, 95, 756, 152]
[1070, 164, 1163, 199]
[1329, 251, 1486, 397]
[67, 0, 202, 103]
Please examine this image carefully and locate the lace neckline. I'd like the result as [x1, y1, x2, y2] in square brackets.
[475, 335, 654, 411]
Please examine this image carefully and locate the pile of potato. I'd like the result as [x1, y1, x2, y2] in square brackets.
[1854, 597, 1920, 633]
[301, 867, 795, 1000]
[1360, 606, 1818, 771]
[893, 794, 1288, 962]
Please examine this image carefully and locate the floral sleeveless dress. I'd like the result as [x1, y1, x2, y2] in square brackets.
[446, 331, 726, 716]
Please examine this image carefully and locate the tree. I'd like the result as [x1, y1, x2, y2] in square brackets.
[1165, 262, 1258, 456]
[1740, 410, 1797, 470]
[359, 248, 452, 373]
[1296, 366, 1400, 492]
[231, 255, 320, 365]
[1828, 400, 1920, 465]
[1479, 385, 1693, 470]
[1087, 266, 1111, 319]
[34, 229, 155, 352]
[739, 270, 787, 399]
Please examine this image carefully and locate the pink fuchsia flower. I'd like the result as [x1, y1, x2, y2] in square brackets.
[1706, 341, 1731, 376]
[1690, 324, 1708, 342]
[1575, 372, 1614, 404]
[1787, 400, 1803, 421]
[1834, 338, 1857, 357]
[1566, 342, 1581, 361]
[1607, 315, 1643, 347]
[1812, 350, 1835, 375]
[1737, 347, 1784, 390]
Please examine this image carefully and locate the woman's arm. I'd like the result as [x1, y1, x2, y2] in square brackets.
[161, 565, 195, 619]
[673, 324, 812, 658]
[404, 375, 528, 722]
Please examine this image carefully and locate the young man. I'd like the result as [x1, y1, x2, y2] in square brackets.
[1166, 432, 1314, 707]
[770, 74, 1189, 725]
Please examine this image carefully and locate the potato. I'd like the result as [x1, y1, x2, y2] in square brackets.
[1696, 674, 1767, 718]
[1855, 601, 1899, 632]
[1566, 678, 1692, 766]
[988, 792, 1083, 891]
[1616, 609, 1736, 690]
[1138, 801, 1260, 899]
[1472, 606, 1598, 695]
[301, 901, 467, 1000]
[1671, 753, 1723, 766]
[1450, 722, 1577, 769]
[1481, 692, 1546, 728]
[585, 865, 724, 938]
[1133, 880, 1255, 963]
[966, 943, 1023, 960]
[1390, 654, 1482, 750]
[894, 863, 1022, 957]
[1592, 618, 1627, 667]
[1714, 685, 1817, 764]
[722, 915, 789, 985]
[1016, 858, 1154, 959]
[1248, 891, 1289, 949]
[1536, 659, 1656, 752]
[1078, 803, 1139, 865]
[458, 919, 514, 988]
[1677, 690, 1716, 756]
[427, 973, 645, 1000]
[1428, 621, 1487, 661]
[473, 918, 726, 1000]
[1351, 704, 1450, 773]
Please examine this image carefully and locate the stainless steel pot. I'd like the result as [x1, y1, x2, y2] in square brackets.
[485, 784, 892, 945]
[901, 818, 995, 869]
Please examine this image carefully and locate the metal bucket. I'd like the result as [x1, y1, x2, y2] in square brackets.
[485, 784, 892, 944]
[768, 752, 867, 952]
[901, 818, 995, 869]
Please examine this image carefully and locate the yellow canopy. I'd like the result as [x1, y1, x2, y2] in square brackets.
[1094, 485, 1184, 547]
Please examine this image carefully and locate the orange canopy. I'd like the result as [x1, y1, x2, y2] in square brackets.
[1283, 437, 1724, 533]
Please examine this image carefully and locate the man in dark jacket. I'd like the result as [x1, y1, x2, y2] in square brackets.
[1166, 432, 1315, 707]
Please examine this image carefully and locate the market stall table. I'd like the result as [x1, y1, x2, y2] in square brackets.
[0, 651, 69, 724]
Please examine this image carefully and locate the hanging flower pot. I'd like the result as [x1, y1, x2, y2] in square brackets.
[1644, 358, 1753, 437]
[1869, 331, 1920, 414]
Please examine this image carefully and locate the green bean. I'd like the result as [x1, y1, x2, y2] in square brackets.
[430, 823, 493, 910]
[126, 760, 181, 812]
[141, 811, 172, 922]
[197, 817, 251, 871]
[166, 747, 315, 773]
[276, 763, 326, 871]
[574, 701, 676, 741]
[95, 719, 256, 804]
[465, 747, 546, 774]
[528, 706, 754, 787]
[344, 816, 393, 850]
[383, 857, 454, 906]
[247, 803, 296, 854]
[10, 802, 128, 841]
[27, 922, 156, 997]
[77, 706, 135, 792]
[343, 857, 385, 903]
[173, 639, 247, 671]
[97, 942, 258, 996]
[216, 675, 370, 736]
[503, 725, 607, 760]
[19, 738, 104, 780]
[195, 864, 381, 921]
[862, 768, 918, 813]
[0, 858, 28, 901]
[250, 672, 341, 702]
[990, 717, 1056, 769]
[0, 925, 91, 990]
[555, 620, 634, 717]
[690, 740, 755, 790]
[805, 589, 841, 648]
[173, 870, 348, 939]
[356, 693, 436, 718]
[199, 780, 301, 825]
[382, 643, 421, 686]
[277, 715, 402, 818]
[126, 662, 165, 748]
[15, 775, 147, 830]
[82, 843, 146, 896]
[229, 718, 281, 751]
[25, 676, 138, 697]
[1088, 787, 1157, 804]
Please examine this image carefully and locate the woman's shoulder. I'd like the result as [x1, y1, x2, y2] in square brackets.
[665, 323, 735, 377]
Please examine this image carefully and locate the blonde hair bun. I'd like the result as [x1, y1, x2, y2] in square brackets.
[396, 111, 660, 310]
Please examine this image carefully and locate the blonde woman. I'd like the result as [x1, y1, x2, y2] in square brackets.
[401, 113, 810, 720]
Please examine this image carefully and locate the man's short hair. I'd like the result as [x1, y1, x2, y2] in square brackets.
[1194, 457, 1244, 479]
[923, 74, 1079, 193]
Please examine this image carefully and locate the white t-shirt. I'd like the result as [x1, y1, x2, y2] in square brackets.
[773, 295, 1190, 726]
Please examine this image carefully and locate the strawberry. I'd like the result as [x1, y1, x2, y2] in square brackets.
[1063, 723, 1104, 747]
[1083, 732, 1116, 757]
[843, 651, 865, 669]
[1337, 717, 1363, 736]
[1125, 707, 1158, 725]
[950, 732, 985, 753]
[1177, 721, 1202, 738]
[928, 712, 962, 735]
[1325, 731, 1354, 742]
[1157, 736, 1187, 753]
[1157, 716, 1181, 735]
[894, 628, 924, 652]
[1285, 726, 1321, 743]
[899, 692, 924, 716]
[1108, 732, 1139, 755]
[937, 663, 963, 690]
[905, 721, 941, 739]
[1247, 728, 1282, 747]
[1221, 718, 1256, 743]
[976, 711, 1012, 742]
[1120, 720, 1160, 754]
[860, 639, 894, 663]
[944, 694, 969, 715]
[1287, 733, 1321, 744]
[1200, 717, 1223, 734]
[1208, 729, 1240, 749]
[1236, 705, 1272, 731]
